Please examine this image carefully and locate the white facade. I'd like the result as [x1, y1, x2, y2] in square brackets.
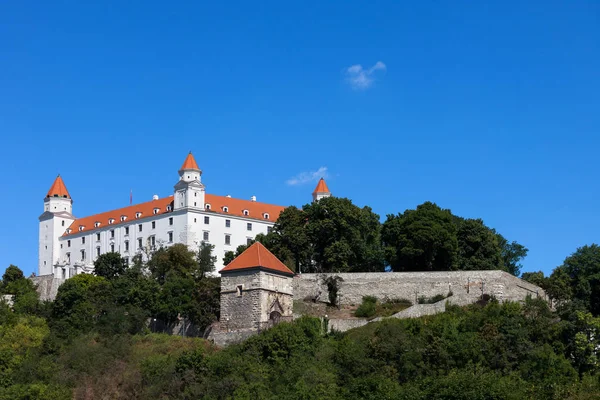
[38, 154, 287, 278]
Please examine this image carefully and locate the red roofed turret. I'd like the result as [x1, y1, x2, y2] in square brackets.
[220, 242, 294, 276]
[312, 177, 331, 202]
[46, 175, 71, 199]
[180, 151, 200, 171]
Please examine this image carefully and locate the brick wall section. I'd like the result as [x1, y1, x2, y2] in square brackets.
[293, 270, 546, 306]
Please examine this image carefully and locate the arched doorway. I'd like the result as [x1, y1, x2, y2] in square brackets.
[269, 311, 282, 325]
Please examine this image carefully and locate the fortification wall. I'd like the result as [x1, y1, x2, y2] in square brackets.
[31, 274, 64, 301]
[293, 270, 545, 306]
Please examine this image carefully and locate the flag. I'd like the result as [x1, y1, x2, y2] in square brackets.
[130, 189, 132, 205]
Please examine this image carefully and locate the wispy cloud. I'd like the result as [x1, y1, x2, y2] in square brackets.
[286, 167, 329, 186]
[345, 61, 386, 90]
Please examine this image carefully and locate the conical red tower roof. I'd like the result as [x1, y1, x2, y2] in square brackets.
[312, 177, 330, 194]
[46, 175, 71, 199]
[180, 152, 200, 170]
[220, 242, 294, 275]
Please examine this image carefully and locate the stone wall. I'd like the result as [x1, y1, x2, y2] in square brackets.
[31, 274, 64, 301]
[293, 270, 545, 307]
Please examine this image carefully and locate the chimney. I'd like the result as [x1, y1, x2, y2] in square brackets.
[250, 195, 256, 202]
[152, 194, 159, 200]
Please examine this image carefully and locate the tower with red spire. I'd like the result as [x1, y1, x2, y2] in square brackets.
[173, 151, 205, 211]
[39, 175, 75, 276]
[312, 177, 332, 202]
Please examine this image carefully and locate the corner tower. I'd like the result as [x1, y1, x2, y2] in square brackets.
[218, 242, 294, 331]
[39, 175, 75, 276]
[312, 177, 331, 202]
[173, 152, 205, 211]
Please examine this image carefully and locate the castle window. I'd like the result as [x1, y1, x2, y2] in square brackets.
[150, 236, 156, 247]
[94, 222, 100, 228]
[247, 223, 252, 231]
[125, 226, 129, 235]
[225, 219, 231, 228]
[194, 218, 196, 223]
[204, 216, 209, 224]
[166, 205, 172, 212]
[66, 229, 71, 234]
[138, 238, 143, 249]
[169, 217, 173, 226]
[111, 244, 115, 252]
[67, 240, 71, 247]
[79, 226, 84, 231]
[194, 202, 197, 207]
[267, 226, 273, 233]
[225, 234, 231, 245]
[203, 231, 209, 241]
[66, 252, 70, 263]
[125, 241, 129, 251]
[44, 261, 46, 266]
[168, 231, 173, 243]
[243, 210, 249, 216]
[82, 237, 86, 244]
[109, 218, 115, 225]
[138, 224, 143, 232]
[153, 208, 159, 215]
[96, 247, 100, 257]
[121, 215, 127, 222]
[205, 204, 211, 210]
[194, 192, 197, 197]
[62, 221, 65, 227]
[264, 213, 269, 220]
[60, 244, 63, 249]
[246, 238, 252, 245]
[223, 206, 229, 213]
[81, 250, 86, 261]
[136, 212, 142, 219]
[151, 221, 156, 229]
[110, 229, 115, 238]
[96, 233, 100, 241]
[236, 285, 243, 297]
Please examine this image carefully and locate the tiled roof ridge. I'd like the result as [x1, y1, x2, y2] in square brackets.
[46, 175, 71, 199]
[180, 152, 200, 171]
[312, 177, 330, 194]
[220, 242, 293, 275]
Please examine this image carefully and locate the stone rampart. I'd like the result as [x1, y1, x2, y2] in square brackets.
[293, 270, 545, 307]
[31, 274, 64, 301]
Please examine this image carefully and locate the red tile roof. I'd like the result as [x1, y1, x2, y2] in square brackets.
[312, 178, 330, 194]
[46, 175, 71, 199]
[63, 194, 285, 236]
[220, 242, 294, 275]
[180, 152, 200, 171]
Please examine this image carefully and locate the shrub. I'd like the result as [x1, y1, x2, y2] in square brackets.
[355, 296, 377, 318]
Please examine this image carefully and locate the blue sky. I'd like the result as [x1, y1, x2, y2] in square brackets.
[1, 1, 598, 277]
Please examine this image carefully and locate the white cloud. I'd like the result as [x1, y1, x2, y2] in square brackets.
[286, 167, 329, 186]
[345, 61, 387, 90]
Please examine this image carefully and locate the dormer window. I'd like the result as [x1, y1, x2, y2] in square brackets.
[108, 218, 115, 225]
[222, 206, 229, 213]
[66, 228, 72, 234]
[135, 212, 142, 219]
[121, 215, 127, 221]
[94, 222, 101, 228]
[79, 225, 85, 231]
[205, 204, 211, 210]
[166, 205, 172, 212]
[264, 213, 270, 220]
[243, 210, 249, 216]
[153, 208, 160, 215]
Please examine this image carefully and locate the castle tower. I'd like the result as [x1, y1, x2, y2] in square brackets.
[219, 242, 294, 331]
[39, 175, 75, 276]
[312, 177, 331, 202]
[173, 152, 205, 211]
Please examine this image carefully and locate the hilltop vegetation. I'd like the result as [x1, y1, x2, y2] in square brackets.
[2, 199, 600, 398]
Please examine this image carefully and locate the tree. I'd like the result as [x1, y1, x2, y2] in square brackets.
[223, 244, 252, 267]
[147, 244, 197, 285]
[1, 265, 24, 287]
[553, 244, 600, 315]
[195, 242, 216, 279]
[495, 233, 528, 276]
[93, 252, 127, 280]
[382, 202, 458, 271]
[521, 271, 547, 289]
[456, 218, 503, 271]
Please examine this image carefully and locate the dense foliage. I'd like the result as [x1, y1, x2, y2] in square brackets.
[225, 198, 527, 275]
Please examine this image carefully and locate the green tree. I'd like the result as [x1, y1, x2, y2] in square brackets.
[1, 265, 24, 288]
[223, 244, 252, 267]
[382, 202, 458, 271]
[195, 242, 216, 279]
[456, 218, 503, 271]
[495, 233, 529, 276]
[554, 244, 600, 315]
[147, 244, 197, 285]
[93, 252, 127, 280]
[521, 271, 547, 288]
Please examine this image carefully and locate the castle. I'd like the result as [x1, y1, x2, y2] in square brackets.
[38, 152, 332, 280]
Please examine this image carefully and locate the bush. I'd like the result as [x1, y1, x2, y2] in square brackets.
[355, 296, 377, 318]
[418, 292, 452, 304]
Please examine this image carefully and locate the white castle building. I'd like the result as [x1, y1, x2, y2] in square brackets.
[38, 153, 331, 279]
